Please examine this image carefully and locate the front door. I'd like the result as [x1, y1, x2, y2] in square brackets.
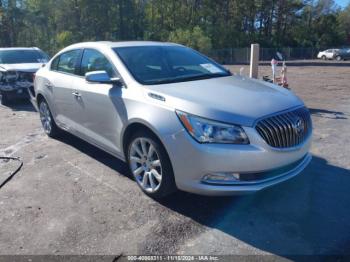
[72, 48, 125, 156]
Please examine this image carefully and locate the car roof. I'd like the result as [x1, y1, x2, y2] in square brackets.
[66, 41, 183, 50]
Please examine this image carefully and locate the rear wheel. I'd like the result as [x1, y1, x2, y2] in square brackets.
[127, 131, 176, 198]
[39, 99, 60, 137]
[335, 56, 342, 61]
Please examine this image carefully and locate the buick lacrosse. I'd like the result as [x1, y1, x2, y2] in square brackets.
[32, 41, 312, 198]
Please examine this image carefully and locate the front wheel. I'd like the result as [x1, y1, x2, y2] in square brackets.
[127, 131, 177, 198]
[39, 99, 60, 137]
[1, 93, 10, 105]
[322, 55, 326, 60]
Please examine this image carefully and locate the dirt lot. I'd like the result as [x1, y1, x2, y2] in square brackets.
[0, 64, 349, 258]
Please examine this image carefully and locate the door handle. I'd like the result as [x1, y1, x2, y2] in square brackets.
[72, 91, 81, 98]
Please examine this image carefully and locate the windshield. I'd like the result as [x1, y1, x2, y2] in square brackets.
[0, 50, 48, 64]
[113, 46, 230, 85]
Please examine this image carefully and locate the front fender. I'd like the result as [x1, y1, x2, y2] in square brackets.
[120, 99, 183, 157]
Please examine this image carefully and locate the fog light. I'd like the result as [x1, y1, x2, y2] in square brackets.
[203, 172, 241, 183]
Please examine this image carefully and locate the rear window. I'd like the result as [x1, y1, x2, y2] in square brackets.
[56, 50, 81, 74]
[0, 50, 48, 64]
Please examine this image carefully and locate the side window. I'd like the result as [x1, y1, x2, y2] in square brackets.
[80, 49, 116, 77]
[51, 56, 60, 71]
[56, 50, 80, 74]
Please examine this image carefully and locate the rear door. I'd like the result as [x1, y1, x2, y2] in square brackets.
[71, 48, 124, 155]
[49, 49, 83, 133]
[344, 49, 350, 59]
[326, 49, 334, 59]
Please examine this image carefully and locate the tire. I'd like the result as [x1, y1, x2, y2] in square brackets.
[126, 130, 177, 198]
[335, 56, 342, 61]
[1, 93, 10, 105]
[322, 55, 326, 60]
[38, 99, 60, 138]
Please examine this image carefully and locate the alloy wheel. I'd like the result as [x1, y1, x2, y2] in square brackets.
[39, 101, 52, 134]
[129, 138, 162, 193]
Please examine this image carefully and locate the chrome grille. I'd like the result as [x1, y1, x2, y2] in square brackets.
[255, 107, 312, 148]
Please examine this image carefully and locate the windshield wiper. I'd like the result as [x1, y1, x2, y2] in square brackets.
[148, 73, 229, 85]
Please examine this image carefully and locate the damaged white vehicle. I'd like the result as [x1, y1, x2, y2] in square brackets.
[0, 47, 49, 105]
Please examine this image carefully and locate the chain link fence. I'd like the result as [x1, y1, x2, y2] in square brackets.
[208, 47, 318, 64]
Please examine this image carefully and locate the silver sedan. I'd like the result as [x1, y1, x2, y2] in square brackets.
[32, 41, 312, 198]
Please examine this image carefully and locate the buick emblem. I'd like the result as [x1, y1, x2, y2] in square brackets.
[293, 117, 305, 136]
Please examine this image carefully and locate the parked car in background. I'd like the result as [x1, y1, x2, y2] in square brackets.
[0, 47, 49, 105]
[334, 48, 350, 61]
[32, 41, 312, 198]
[317, 49, 339, 60]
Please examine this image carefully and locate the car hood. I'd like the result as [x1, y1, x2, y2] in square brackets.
[0, 63, 43, 73]
[146, 75, 304, 127]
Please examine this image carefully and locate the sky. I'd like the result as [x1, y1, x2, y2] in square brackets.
[335, 0, 350, 8]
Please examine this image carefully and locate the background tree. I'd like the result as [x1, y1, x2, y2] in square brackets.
[0, 0, 349, 55]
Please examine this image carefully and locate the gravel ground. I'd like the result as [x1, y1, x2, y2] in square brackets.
[0, 64, 349, 258]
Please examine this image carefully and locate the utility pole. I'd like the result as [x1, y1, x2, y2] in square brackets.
[250, 43, 260, 79]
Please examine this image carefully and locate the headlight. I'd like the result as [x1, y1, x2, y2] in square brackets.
[3, 71, 18, 82]
[176, 110, 249, 144]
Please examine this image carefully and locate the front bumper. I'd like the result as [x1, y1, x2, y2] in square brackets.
[0, 87, 30, 99]
[163, 126, 312, 196]
[0, 81, 33, 100]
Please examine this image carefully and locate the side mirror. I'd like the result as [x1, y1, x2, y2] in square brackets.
[85, 71, 122, 85]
